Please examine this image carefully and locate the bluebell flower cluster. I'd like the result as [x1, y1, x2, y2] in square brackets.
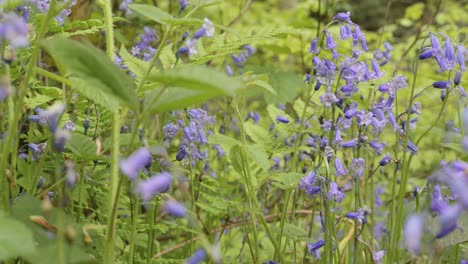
[178, 18, 215, 57]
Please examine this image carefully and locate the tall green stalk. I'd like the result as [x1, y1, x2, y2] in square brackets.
[99, 0, 120, 262]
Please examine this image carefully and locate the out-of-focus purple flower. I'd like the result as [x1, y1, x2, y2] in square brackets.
[177, 38, 198, 56]
[179, 0, 189, 11]
[63, 120, 76, 131]
[340, 24, 352, 40]
[334, 11, 351, 22]
[456, 44, 466, 71]
[300, 170, 320, 198]
[65, 160, 77, 188]
[372, 250, 385, 264]
[119, 0, 133, 15]
[369, 140, 386, 155]
[345, 207, 370, 224]
[357, 111, 373, 127]
[351, 158, 365, 179]
[431, 184, 448, 214]
[163, 122, 179, 141]
[120, 148, 152, 180]
[309, 38, 319, 54]
[436, 204, 462, 239]
[374, 187, 385, 207]
[307, 239, 325, 259]
[29, 103, 66, 132]
[194, 18, 215, 39]
[225, 64, 234, 76]
[136, 172, 172, 201]
[341, 138, 358, 148]
[164, 200, 187, 217]
[245, 112, 260, 124]
[53, 129, 71, 152]
[407, 140, 419, 155]
[454, 71, 462, 86]
[186, 248, 206, 264]
[176, 146, 186, 161]
[328, 181, 345, 203]
[404, 214, 424, 254]
[320, 92, 338, 108]
[276, 115, 289, 124]
[0, 13, 29, 49]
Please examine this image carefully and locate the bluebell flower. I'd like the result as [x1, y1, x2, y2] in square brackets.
[194, 18, 215, 39]
[321, 118, 332, 132]
[436, 204, 462, 239]
[334, 11, 351, 22]
[374, 187, 385, 207]
[245, 112, 260, 124]
[225, 64, 234, 76]
[276, 115, 289, 124]
[308, 38, 319, 54]
[404, 214, 424, 254]
[163, 122, 179, 141]
[325, 33, 337, 50]
[379, 153, 391, 166]
[307, 239, 325, 259]
[328, 181, 345, 203]
[431, 184, 448, 214]
[419, 48, 435, 60]
[335, 157, 348, 177]
[454, 71, 462, 86]
[340, 24, 352, 40]
[177, 38, 198, 56]
[300, 170, 321, 198]
[29, 103, 66, 132]
[456, 44, 466, 71]
[136, 172, 172, 201]
[164, 200, 187, 217]
[351, 158, 365, 179]
[341, 138, 358, 148]
[345, 207, 370, 224]
[372, 250, 385, 264]
[320, 92, 338, 108]
[407, 140, 419, 155]
[119, 0, 133, 15]
[120, 148, 152, 180]
[369, 140, 386, 155]
[179, 0, 189, 11]
[65, 160, 77, 188]
[186, 248, 206, 264]
[53, 129, 71, 152]
[357, 111, 373, 127]
[63, 120, 76, 131]
[0, 13, 29, 49]
[433, 80, 451, 89]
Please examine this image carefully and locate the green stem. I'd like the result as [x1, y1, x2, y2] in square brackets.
[99, 0, 120, 263]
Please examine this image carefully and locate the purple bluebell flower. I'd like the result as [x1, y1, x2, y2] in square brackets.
[120, 148, 152, 180]
[357, 111, 373, 127]
[177, 38, 198, 56]
[328, 181, 345, 203]
[444, 38, 455, 67]
[136, 172, 172, 201]
[340, 24, 352, 40]
[344, 103, 359, 118]
[63, 120, 76, 131]
[194, 18, 215, 39]
[65, 160, 77, 188]
[176, 146, 187, 161]
[0, 13, 29, 49]
[245, 112, 260, 124]
[164, 200, 187, 217]
[186, 248, 206, 264]
[53, 129, 71, 152]
[276, 115, 289, 124]
[179, 0, 189, 11]
[433, 80, 451, 89]
[307, 239, 325, 259]
[334, 11, 351, 22]
[436, 204, 462, 239]
[404, 214, 424, 254]
[341, 138, 358, 148]
[345, 207, 370, 224]
[335, 157, 348, 176]
[369, 140, 386, 155]
[225, 64, 234, 76]
[213, 144, 225, 157]
[119, 0, 133, 15]
[320, 92, 338, 108]
[243, 45, 255, 56]
[29, 103, 66, 132]
[325, 33, 337, 50]
[300, 170, 320, 198]
[321, 119, 332, 132]
[431, 184, 448, 214]
[371, 59, 383, 77]
[309, 38, 319, 54]
[430, 33, 441, 50]
[419, 48, 435, 60]
[351, 158, 365, 179]
[456, 44, 466, 71]
[454, 71, 462, 86]
[372, 250, 385, 264]
[379, 153, 391, 166]
[323, 146, 333, 162]
[163, 122, 179, 141]
[407, 140, 419, 155]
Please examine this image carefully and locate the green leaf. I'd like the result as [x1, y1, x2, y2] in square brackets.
[41, 38, 138, 109]
[440, 142, 466, 154]
[249, 80, 277, 96]
[160, 43, 177, 70]
[128, 4, 174, 25]
[209, 133, 241, 154]
[270, 172, 304, 190]
[148, 65, 244, 96]
[67, 133, 101, 160]
[0, 216, 36, 261]
[270, 223, 309, 242]
[244, 122, 273, 146]
[229, 145, 245, 176]
[143, 87, 224, 113]
[244, 144, 270, 170]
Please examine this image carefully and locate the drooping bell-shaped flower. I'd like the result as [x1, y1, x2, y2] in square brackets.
[136, 172, 172, 201]
[120, 148, 152, 180]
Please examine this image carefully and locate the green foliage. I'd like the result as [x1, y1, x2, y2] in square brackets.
[41, 38, 138, 110]
[0, 215, 36, 261]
